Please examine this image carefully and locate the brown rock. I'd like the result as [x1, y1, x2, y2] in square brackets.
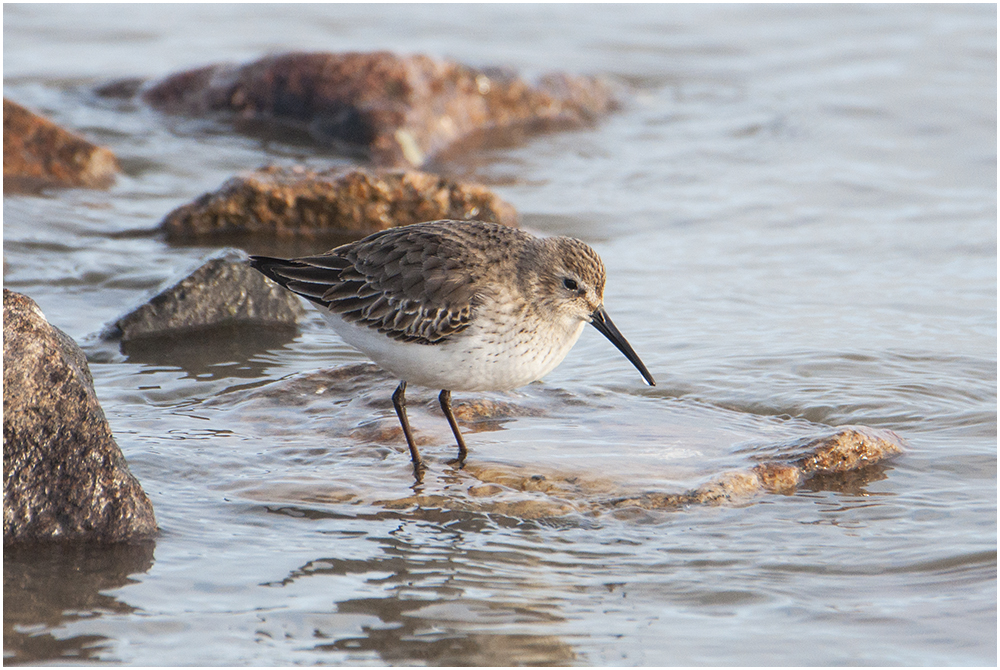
[160, 165, 518, 241]
[106, 253, 307, 342]
[3, 290, 157, 543]
[450, 398, 540, 423]
[3, 98, 119, 193]
[613, 426, 906, 509]
[208, 361, 905, 518]
[216, 363, 394, 408]
[454, 426, 904, 515]
[788, 426, 902, 473]
[377, 492, 576, 520]
[140, 51, 619, 167]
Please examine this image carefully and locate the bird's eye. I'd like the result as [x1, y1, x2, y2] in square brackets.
[562, 277, 579, 292]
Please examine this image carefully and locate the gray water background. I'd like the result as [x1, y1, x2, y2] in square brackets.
[3, 4, 996, 665]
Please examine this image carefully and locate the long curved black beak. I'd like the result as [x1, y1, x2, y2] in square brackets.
[589, 306, 656, 386]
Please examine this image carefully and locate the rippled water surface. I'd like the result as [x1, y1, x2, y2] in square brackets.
[3, 4, 996, 666]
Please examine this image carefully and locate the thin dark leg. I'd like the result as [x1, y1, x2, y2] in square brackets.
[391, 381, 424, 477]
[438, 390, 468, 464]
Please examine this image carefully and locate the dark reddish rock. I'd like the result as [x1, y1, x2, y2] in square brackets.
[106, 252, 307, 342]
[140, 51, 619, 167]
[3, 98, 119, 193]
[3, 290, 157, 543]
[160, 165, 519, 241]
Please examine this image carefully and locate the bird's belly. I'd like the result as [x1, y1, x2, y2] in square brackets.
[320, 311, 585, 392]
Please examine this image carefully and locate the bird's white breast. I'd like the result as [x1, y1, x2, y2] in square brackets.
[319, 308, 586, 393]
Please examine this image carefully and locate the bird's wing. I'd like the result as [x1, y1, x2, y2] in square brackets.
[249, 224, 496, 344]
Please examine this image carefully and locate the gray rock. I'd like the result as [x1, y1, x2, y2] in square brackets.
[3, 289, 157, 543]
[107, 253, 307, 342]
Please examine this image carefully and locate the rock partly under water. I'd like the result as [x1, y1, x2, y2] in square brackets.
[160, 165, 519, 241]
[105, 252, 307, 343]
[3, 290, 157, 543]
[3, 98, 119, 194]
[138, 51, 619, 168]
[217, 363, 906, 520]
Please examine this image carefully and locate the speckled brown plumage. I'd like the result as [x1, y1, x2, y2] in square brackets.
[250, 219, 653, 479]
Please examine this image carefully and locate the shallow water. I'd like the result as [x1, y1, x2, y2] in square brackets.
[3, 4, 996, 666]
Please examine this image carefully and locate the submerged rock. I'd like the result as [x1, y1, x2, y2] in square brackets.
[378, 427, 905, 519]
[608, 426, 906, 510]
[160, 165, 518, 241]
[3, 98, 119, 194]
[218, 362, 905, 520]
[106, 252, 307, 342]
[3, 290, 157, 543]
[139, 51, 618, 167]
[211, 363, 543, 427]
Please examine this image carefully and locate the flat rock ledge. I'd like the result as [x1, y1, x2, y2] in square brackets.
[161, 165, 518, 241]
[139, 51, 618, 167]
[106, 253, 307, 342]
[221, 364, 905, 520]
[381, 426, 906, 519]
[3, 98, 119, 194]
[3, 290, 157, 543]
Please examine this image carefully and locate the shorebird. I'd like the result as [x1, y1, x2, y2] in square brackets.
[250, 219, 654, 478]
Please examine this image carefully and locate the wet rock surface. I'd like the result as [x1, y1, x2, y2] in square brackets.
[105, 252, 307, 342]
[3, 98, 119, 193]
[378, 427, 904, 519]
[3, 290, 157, 543]
[606, 426, 906, 508]
[139, 51, 619, 167]
[219, 363, 905, 520]
[160, 165, 519, 241]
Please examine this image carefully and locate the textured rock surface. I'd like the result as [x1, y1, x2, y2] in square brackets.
[3, 290, 157, 543]
[381, 426, 906, 518]
[216, 363, 905, 519]
[161, 165, 519, 241]
[607, 426, 907, 510]
[107, 253, 307, 341]
[140, 51, 618, 167]
[3, 98, 119, 193]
